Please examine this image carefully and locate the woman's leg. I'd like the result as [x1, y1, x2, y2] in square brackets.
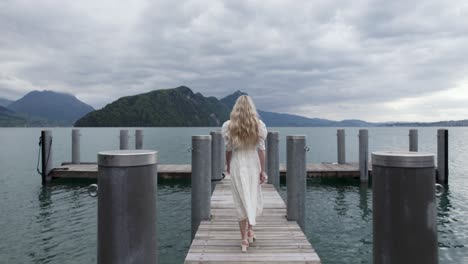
[247, 223, 255, 242]
[239, 219, 249, 252]
[238, 219, 248, 240]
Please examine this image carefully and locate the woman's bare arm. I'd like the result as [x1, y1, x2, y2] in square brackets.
[258, 149, 265, 172]
[226, 151, 232, 173]
[258, 149, 266, 183]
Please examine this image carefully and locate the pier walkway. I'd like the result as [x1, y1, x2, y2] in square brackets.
[184, 174, 321, 264]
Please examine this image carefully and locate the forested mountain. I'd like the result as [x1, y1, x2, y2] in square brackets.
[75, 86, 230, 127]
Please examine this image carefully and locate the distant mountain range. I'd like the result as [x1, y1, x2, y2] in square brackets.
[1, 86, 467, 127]
[220, 90, 375, 127]
[0, 91, 94, 126]
[74, 86, 468, 127]
[382, 120, 468, 127]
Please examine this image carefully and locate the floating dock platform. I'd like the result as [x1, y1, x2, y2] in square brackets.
[50, 162, 364, 180]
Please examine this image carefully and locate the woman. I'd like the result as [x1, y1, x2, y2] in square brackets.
[221, 95, 267, 253]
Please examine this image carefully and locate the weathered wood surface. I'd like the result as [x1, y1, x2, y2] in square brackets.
[185, 175, 321, 263]
[50, 163, 364, 179]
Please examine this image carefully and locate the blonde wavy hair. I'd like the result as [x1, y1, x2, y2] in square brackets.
[228, 95, 260, 148]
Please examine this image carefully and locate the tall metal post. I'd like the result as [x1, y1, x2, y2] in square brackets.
[372, 151, 437, 264]
[437, 129, 449, 184]
[286, 135, 306, 232]
[41, 130, 53, 185]
[267, 131, 280, 189]
[409, 129, 418, 152]
[359, 129, 369, 182]
[210, 131, 223, 192]
[337, 129, 346, 164]
[191, 135, 212, 240]
[135, 129, 143, 149]
[120, 129, 129, 150]
[72, 129, 80, 164]
[97, 150, 158, 264]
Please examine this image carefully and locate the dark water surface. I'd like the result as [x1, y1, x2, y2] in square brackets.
[0, 127, 467, 263]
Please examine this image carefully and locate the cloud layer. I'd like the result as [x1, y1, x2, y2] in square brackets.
[1, 0, 467, 122]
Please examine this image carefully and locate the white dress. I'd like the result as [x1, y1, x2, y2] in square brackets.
[221, 119, 267, 225]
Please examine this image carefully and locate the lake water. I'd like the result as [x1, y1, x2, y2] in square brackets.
[0, 127, 467, 263]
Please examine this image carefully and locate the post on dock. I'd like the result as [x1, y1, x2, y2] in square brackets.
[337, 129, 346, 164]
[135, 129, 143, 149]
[41, 130, 53, 185]
[210, 131, 223, 192]
[409, 129, 418, 152]
[119, 129, 129, 150]
[97, 150, 158, 264]
[286, 135, 306, 232]
[191, 135, 212, 240]
[372, 151, 437, 264]
[437, 129, 449, 184]
[359, 129, 369, 182]
[267, 131, 280, 189]
[72, 129, 80, 164]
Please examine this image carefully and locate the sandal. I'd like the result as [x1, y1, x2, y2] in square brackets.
[241, 239, 249, 253]
[247, 229, 256, 243]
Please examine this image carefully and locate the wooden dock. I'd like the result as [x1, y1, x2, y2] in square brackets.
[184, 174, 321, 263]
[50, 162, 364, 180]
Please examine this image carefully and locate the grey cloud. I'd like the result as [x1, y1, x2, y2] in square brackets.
[0, 0, 467, 121]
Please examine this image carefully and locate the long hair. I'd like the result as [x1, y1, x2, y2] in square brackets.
[228, 95, 260, 148]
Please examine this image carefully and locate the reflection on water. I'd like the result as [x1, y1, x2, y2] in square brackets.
[334, 188, 348, 217]
[359, 183, 370, 221]
[301, 179, 373, 264]
[30, 187, 54, 264]
[157, 179, 191, 264]
[19, 180, 192, 264]
[436, 185, 468, 262]
[27, 183, 98, 264]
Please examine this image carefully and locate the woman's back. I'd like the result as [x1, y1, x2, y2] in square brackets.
[221, 119, 267, 152]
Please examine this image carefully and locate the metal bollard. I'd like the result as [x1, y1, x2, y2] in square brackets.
[41, 130, 53, 185]
[267, 132, 280, 189]
[135, 129, 143, 149]
[437, 129, 449, 184]
[286, 135, 306, 232]
[337, 129, 346, 164]
[120, 129, 129, 150]
[210, 131, 223, 192]
[72, 129, 80, 164]
[372, 151, 437, 264]
[97, 150, 158, 264]
[191, 135, 212, 240]
[409, 129, 418, 152]
[359, 129, 369, 182]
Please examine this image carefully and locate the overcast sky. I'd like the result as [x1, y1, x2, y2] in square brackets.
[1, 0, 467, 122]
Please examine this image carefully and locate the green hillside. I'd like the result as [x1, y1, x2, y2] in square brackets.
[75, 86, 231, 127]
